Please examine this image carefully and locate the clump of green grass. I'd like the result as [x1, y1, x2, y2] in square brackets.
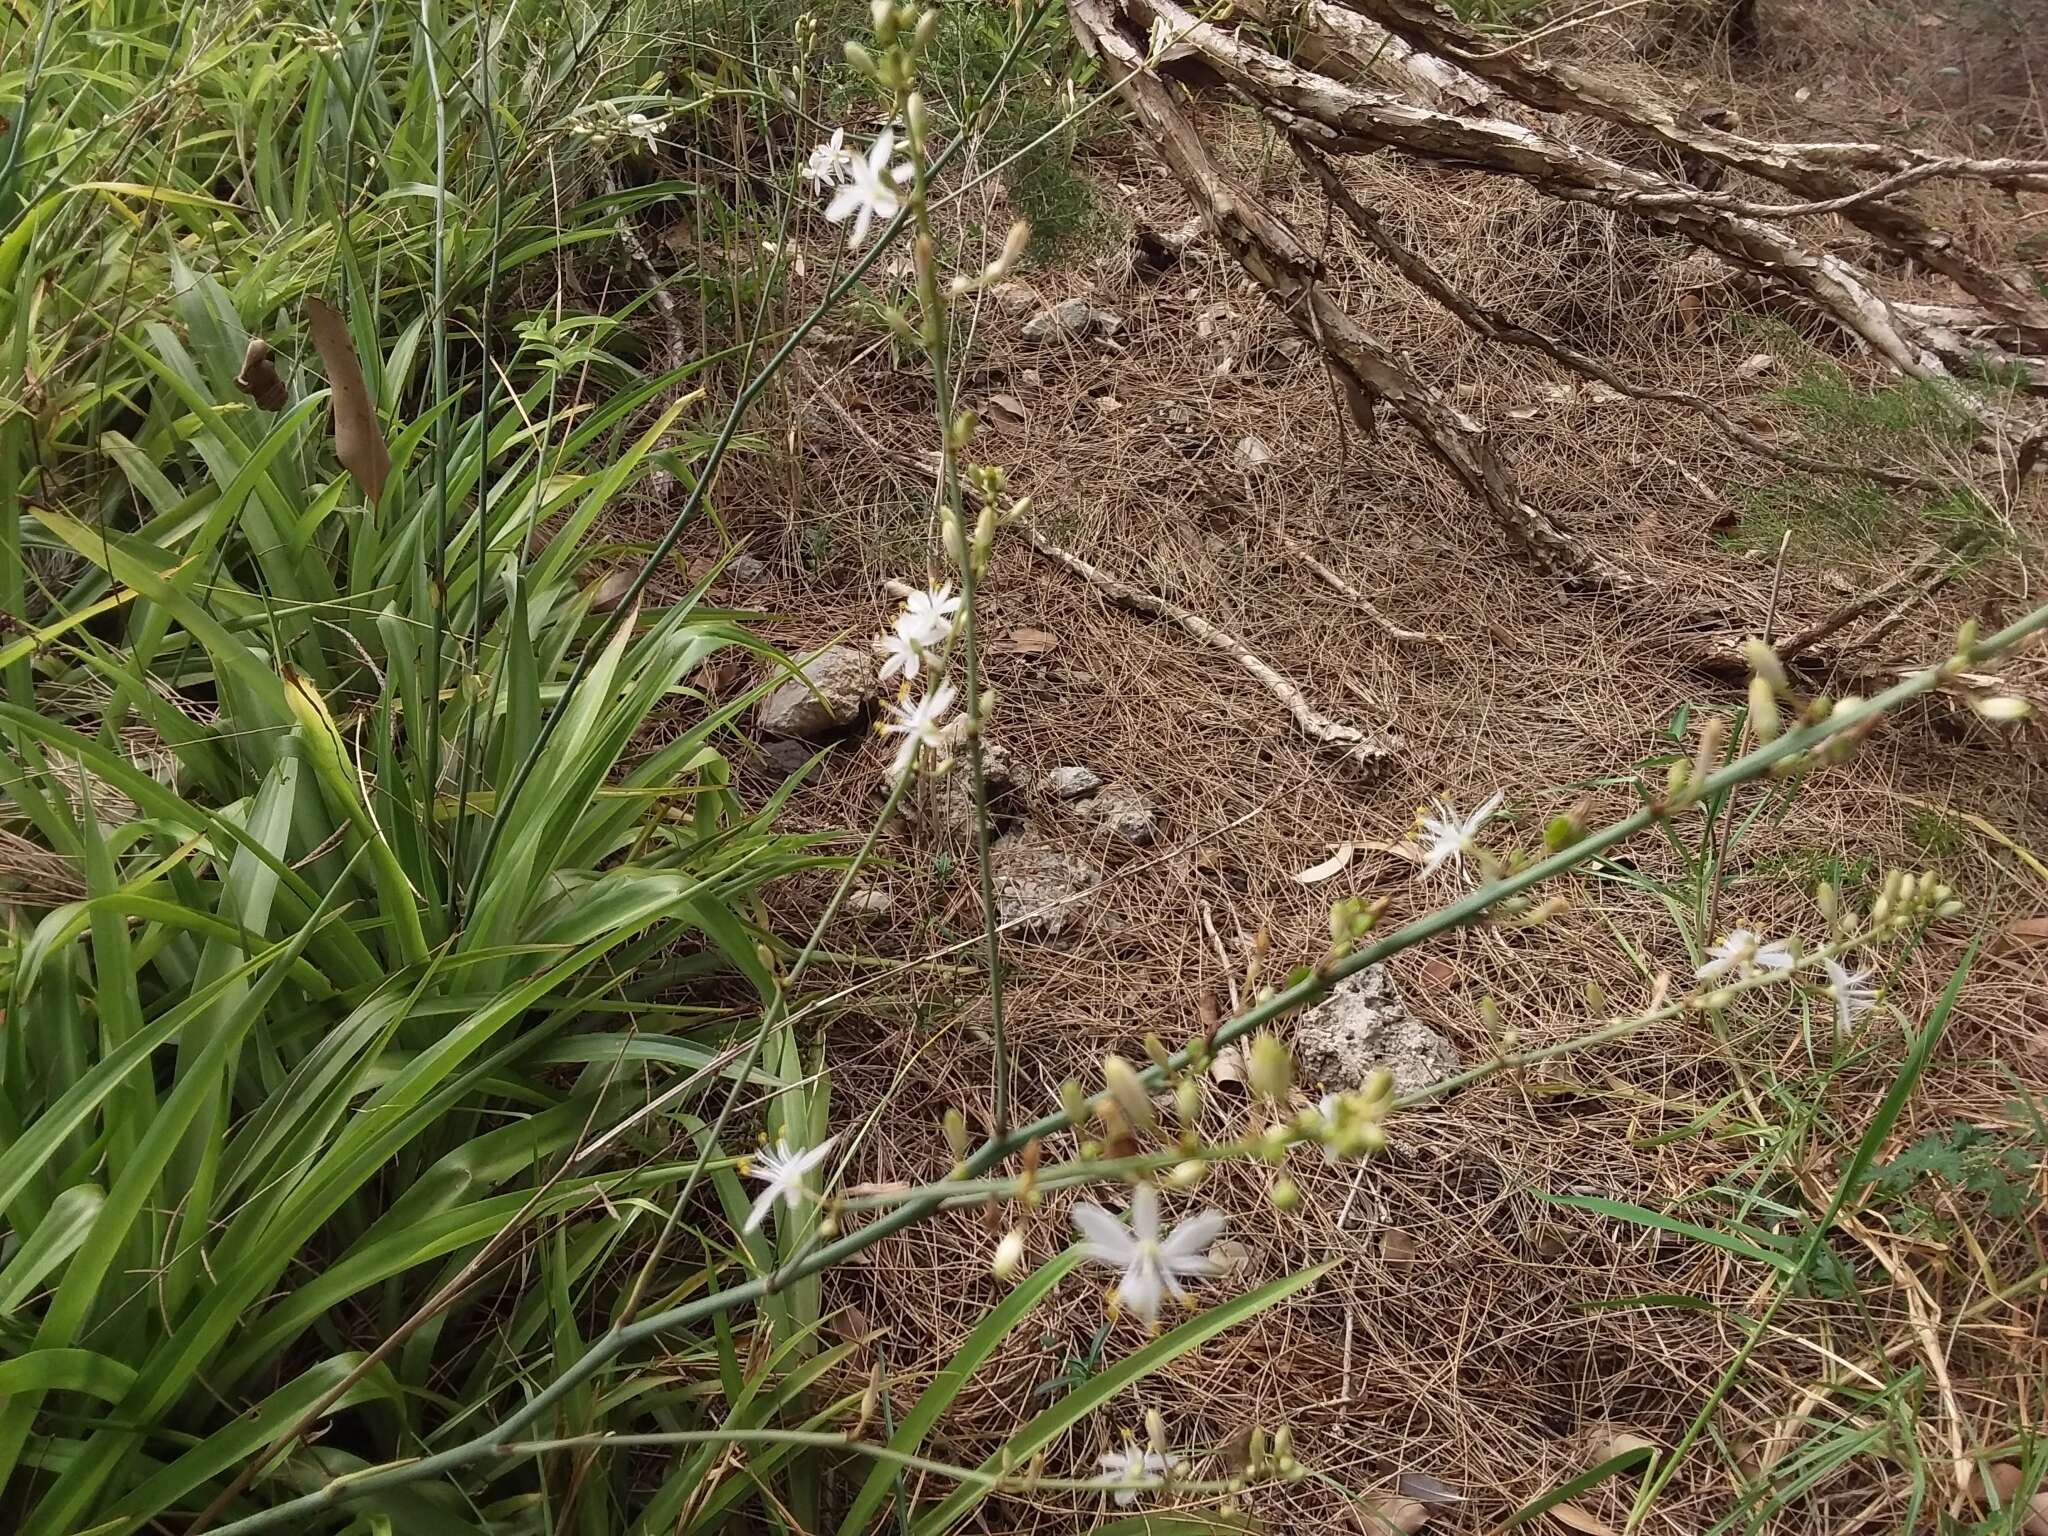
[1721, 475, 1894, 555]
[1770, 362, 1979, 452]
[1905, 806, 1967, 859]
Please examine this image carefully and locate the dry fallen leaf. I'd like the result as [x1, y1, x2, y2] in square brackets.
[1361, 1494, 1431, 1533]
[985, 392, 1027, 427]
[1002, 626, 1061, 655]
[1209, 1041, 1247, 1086]
[1396, 1471, 1463, 1506]
[1986, 1464, 2048, 1536]
[1995, 915, 2048, 951]
[585, 567, 637, 612]
[1359, 837, 1426, 864]
[1546, 1502, 1619, 1536]
[1381, 1228, 1418, 1263]
[1294, 843, 1356, 884]
[306, 296, 391, 505]
[1411, 954, 1458, 994]
[1733, 352, 1777, 379]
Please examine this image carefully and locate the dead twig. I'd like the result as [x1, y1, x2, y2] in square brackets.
[1779, 549, 1957, 663]
[1285, 134, 1949, 495]
[1277, 528, 1447, 644]
[1019, 518, 1404, 768]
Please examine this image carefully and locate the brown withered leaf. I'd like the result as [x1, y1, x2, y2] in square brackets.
[1985, 1464, 2048, 1536]
[306, 296, 391, 505]
[234, 337, 288, 410]
[1546, 1502, 1619, 1536]
[1360, 1493, 1430, 1533]
[1411, 954, 1458, 994]
[1992, 915, 2048, 953]
[585, 568, 637, 612]
[1000, 626, 1061, 656]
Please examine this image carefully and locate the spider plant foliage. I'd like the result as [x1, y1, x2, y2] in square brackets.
[0, 1, 833, 1529]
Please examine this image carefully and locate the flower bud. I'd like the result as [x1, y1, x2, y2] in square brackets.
[1583, 978, 1605, 1013]
[1247, 1033, 1292, 1102]
[1147, 1409, 1168, 1457]
[1664, 759, 1690, 802]
[943, 1106, 969, 1161]
[1971, 694, 2032, 722]
[973, 500, 996, 562]
[1167, 1158, 1207, 1189]
[870, 0, 894, 36]
[905, 90, 927, 147]
[1102, 1054, 1156, 1133]
[856, 1362, 881, 1434]
[1269, 1174, 1301, 1211]
[1747, 675, 1781, 743]
[843, 39, 876, 75]
[912, 6, 938, 51]
[1691, 714, 1727, 788]
[1741, 636, 1787, 692]
[1059, 1078, 1089, 1129]
[1174, 1076, 1200, 1131]
[992, 1228, 1025, 1280]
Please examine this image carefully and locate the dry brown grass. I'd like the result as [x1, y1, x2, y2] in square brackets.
[634, 3, 2048, 1529]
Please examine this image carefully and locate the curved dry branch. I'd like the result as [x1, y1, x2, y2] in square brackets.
[1337, 0, 2048, 342]
[1072, 0, 1643, 595]
[1126, 0, 2007, 394]
[1283, 134, 1947, 494]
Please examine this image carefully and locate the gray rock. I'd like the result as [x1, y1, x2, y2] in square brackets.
[1071, 782, 1158, 845]
[1292, 966, 1462, 1096]
[728, 552, 769, 583]
[844, 888, 894, 919]
[1021, 297, 1095, 341]
[989, 832, 1099, 938]
[759, 738, 820, 775]
[899, 736, 1017, 841]
[755, 644, 875, 739]
[1044, 765, 1103, 799]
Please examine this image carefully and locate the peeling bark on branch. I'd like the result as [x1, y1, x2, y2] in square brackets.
[1124, 0, 1998, 391]
[1072, 0, 1641, 594]
[1020, 520, 1404, 768]
[1338, 0, 2048, 342]
[1284, 136, 1946, 493]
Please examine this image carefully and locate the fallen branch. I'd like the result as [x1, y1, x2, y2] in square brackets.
[1285, 134, 1948, 494]
[1778, 549, 1957, 663]
[1020, 519, 1404, 767]
[1125, 0, 2022, 395]
[1337, 0, 2048, 342]
[1074, 0, 1643, 594]
[1276, 528, 1447, 644]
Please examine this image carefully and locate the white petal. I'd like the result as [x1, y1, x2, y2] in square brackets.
[742, 1184, 781, 1234]
[867, 129, 895, 173]
[1070, 1203, 1134, 1264]
[849, 203, 873, 248]
[891, 161, 915, 184]
[1128, 1183, 1162, 1244]
[824, 185, 861, 222]
[1117, 1260, 1164, 1321]
[1159, 1207, 1225, 1263]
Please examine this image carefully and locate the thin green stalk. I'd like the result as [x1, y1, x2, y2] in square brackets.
[208, 598, 2048, 1536]
[465, 0, 1061, 905]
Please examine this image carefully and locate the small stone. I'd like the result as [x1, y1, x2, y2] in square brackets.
[1022, 297, 1095, 341]
[728, 552, 769, 582]
[844, 888, 894, 918]
[1235, 435, 1274, 468]
[1044, 765, 1103, 799]
[988, 281, 1040, 316]
[1293, 966, 1463, 1096]
[1071, 782, 1158, 845]
[901, 737, 1019, 835]
[989, 831, 1100, 938]
[755, 644, 875, 739]
[760, 738, 819, 774]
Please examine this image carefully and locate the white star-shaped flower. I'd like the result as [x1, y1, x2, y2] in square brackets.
[1417, 790, 1504, 881]
[895, 583, 961, 649]
[1070, 1183, 1225, 1323]
[880, 681, 957, 777]
[803, 127, 852, 189]
[741, 1134, 837, 1233]
[1696, 928, 1796, 982]
[1822, 957, 1878, 1037]
[1097, 1443, 1176, 1506]
[822, 129, 914, 247]
[875, 630, 924, 686]
[623, 112, 663, 153]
